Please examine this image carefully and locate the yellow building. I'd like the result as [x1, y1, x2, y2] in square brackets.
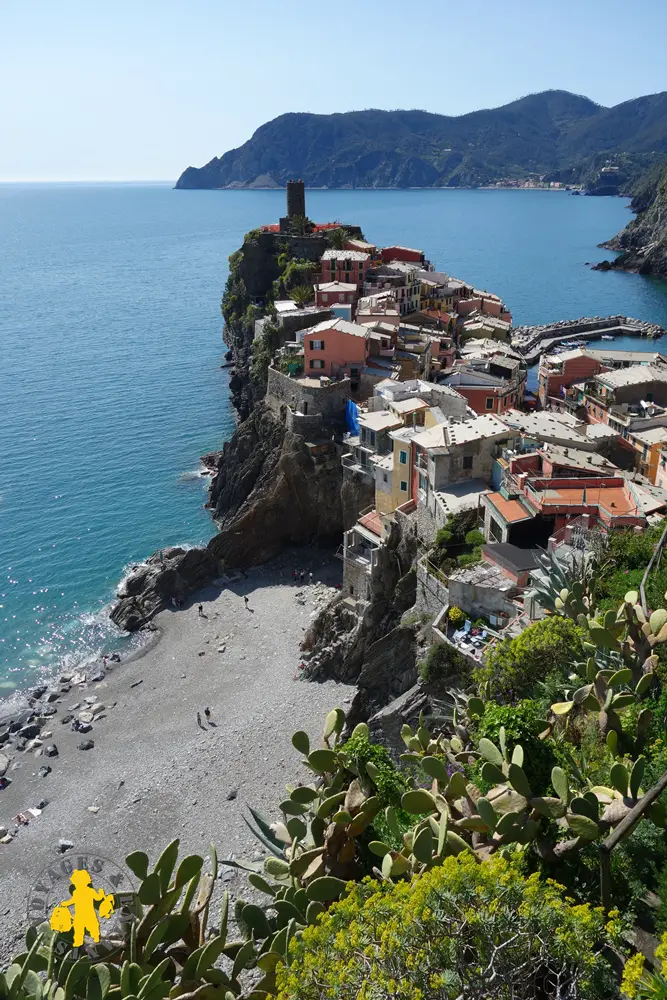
[628, 426, 667, 484]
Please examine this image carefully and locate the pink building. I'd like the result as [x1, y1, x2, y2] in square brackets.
[457, 294, 512, 324]
[303, 318, 370, 378]
[320, 250, 371, 286]
[314, 282, 358, 307]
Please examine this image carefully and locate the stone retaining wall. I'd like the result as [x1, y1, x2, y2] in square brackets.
[266, 367, 350, 420]
[415, 557, 449, 617]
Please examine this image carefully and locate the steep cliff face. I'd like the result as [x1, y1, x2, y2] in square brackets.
[208, 404, 353, 565]
[302, 513, 420, 722]
[110, 404, 373, 631]
[597, 163, 667, 278]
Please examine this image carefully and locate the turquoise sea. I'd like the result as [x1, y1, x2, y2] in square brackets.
[2, 184, 667, 693]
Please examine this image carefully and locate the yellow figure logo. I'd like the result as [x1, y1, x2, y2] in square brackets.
[49, 869, 115, 945]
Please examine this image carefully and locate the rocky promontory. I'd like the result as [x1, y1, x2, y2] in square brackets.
[595, 162, 667, 278]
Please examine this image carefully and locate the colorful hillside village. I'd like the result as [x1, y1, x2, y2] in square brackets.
[262, 182, 667, 664]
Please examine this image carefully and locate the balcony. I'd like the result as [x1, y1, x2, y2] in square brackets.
[342, 453, 374, 479]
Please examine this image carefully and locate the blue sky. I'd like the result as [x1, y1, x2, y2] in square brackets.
[2, 0, 667, 181]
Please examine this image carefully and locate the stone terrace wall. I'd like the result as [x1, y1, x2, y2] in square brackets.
[415, 557, 449, 617]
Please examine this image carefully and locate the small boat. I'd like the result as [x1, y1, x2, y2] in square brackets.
[601, 335, 614, 341]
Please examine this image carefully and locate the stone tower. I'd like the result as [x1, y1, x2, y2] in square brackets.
[286, 179, 306, 218]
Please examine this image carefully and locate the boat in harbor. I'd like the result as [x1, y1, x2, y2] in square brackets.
[601, 335, 614, 341]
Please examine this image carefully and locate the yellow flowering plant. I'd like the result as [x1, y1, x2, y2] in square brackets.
[276, 854, 622, 1000]
[622, 933, 667, 999]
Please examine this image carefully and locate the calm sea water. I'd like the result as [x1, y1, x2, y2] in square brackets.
[2, 184, 667, 692]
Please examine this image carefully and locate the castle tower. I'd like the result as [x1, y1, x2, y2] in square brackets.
[286, 179, 306, 218]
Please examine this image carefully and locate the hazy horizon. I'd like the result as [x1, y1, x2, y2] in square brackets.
[3, 0, 667, 183]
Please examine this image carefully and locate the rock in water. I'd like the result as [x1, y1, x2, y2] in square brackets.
[110, 547, 221, 632]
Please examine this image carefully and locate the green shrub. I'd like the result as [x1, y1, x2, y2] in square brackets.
[448, 605, 465, 627]
[276, 855, 620, 1000]
[477, 699, 558, 794]
[464, 528, 485, 546]
[418, 641, 469, 684]
[457, 546, 482, 567]
[475, 616, 585, 702]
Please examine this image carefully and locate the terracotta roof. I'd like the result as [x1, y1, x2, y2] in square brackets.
[485, 493, 533, 524]
[359, 509, 383, 536]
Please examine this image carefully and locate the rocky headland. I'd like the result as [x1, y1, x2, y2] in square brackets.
[595, 162, 667, 278]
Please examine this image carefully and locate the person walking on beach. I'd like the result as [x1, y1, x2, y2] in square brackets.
[196, 711, 202, 728]
[244, 595, 250, 611]
[198, 604, 207, 618]
[204, 707, 211, 723]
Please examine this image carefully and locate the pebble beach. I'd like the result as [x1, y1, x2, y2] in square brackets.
[0, 549, 353, 959]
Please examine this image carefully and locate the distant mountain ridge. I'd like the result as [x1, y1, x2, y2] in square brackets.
[176, 90, 667, 191]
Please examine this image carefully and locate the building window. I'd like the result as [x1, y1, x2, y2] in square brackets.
[463, 455, 473, 470]
[400, 480, 408, 492]
[339, 294, 345, 302]
[309, 339, 324, 351]
[350, 367, 360, 378]
[309, 359, 325, 370]
[399, 450, 407, 465]
[490, 517, 503, 542]
[485, 397, 494, 410]
[321, 294, 328, 303]
[383, 473, 388, 483]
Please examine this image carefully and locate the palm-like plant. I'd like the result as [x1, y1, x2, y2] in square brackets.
[289, 284, 314, 308]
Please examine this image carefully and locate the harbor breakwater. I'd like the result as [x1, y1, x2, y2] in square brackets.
[512, 315, 666, 364]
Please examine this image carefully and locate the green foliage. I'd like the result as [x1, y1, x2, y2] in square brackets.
[464, 528, 485, 546]
[418, 642, 469, 684]
[325, 227, 350, 250]
[275, 855, 620, 1000]
[431, 511, 483, 571]
[342, 731, 406, 809]
[288, 285, 313, 307]
[475, 616, 585, 702]
[477, 700, 557, 795]
[1, 839, 260, 999]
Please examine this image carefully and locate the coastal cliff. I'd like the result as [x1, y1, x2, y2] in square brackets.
[596, 163, 667, 278]
[110, 221, 373, 632]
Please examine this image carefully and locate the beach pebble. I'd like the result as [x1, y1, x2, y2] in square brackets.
[217, 645, 226, 653]
[198, 650, 206, 657]
[71, 672, 86, 685]
[226, 786, 239, 801]
[38, 765, 51, 778]
[78, 711, 94, 724]
[61, 714, 74, 725]
[57, 839, 74, 853]
[36, 798, 49, 809]
[0, 826, 7, 838]
[180, 673, 186, 679]
[59, 673, 73, 683]
[84, 696, 97, 705]
[76, 722, 92, 733]
[45, 745, 59, 758]
[32, 685, 47, 700]
[25, 739, 43, 751]
[88, 806, 100, 814]
[0, 834, 12, 845]
[0, 754, 9, 777]
[41, 731, 53, 739]
[77, 739, 94, 751]
[45, 690, 60, 703]
[90, 670, 106, 683]
[18, 724, 40, 740]
[91, 703, 104, 714]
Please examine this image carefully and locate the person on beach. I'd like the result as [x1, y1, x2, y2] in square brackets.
[204, 707, 211, 723]
[309, 571, 313, 585]
[198, 604, 207, 618]
[196, 711, 202, 728]
[244, 595, 250, 610]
